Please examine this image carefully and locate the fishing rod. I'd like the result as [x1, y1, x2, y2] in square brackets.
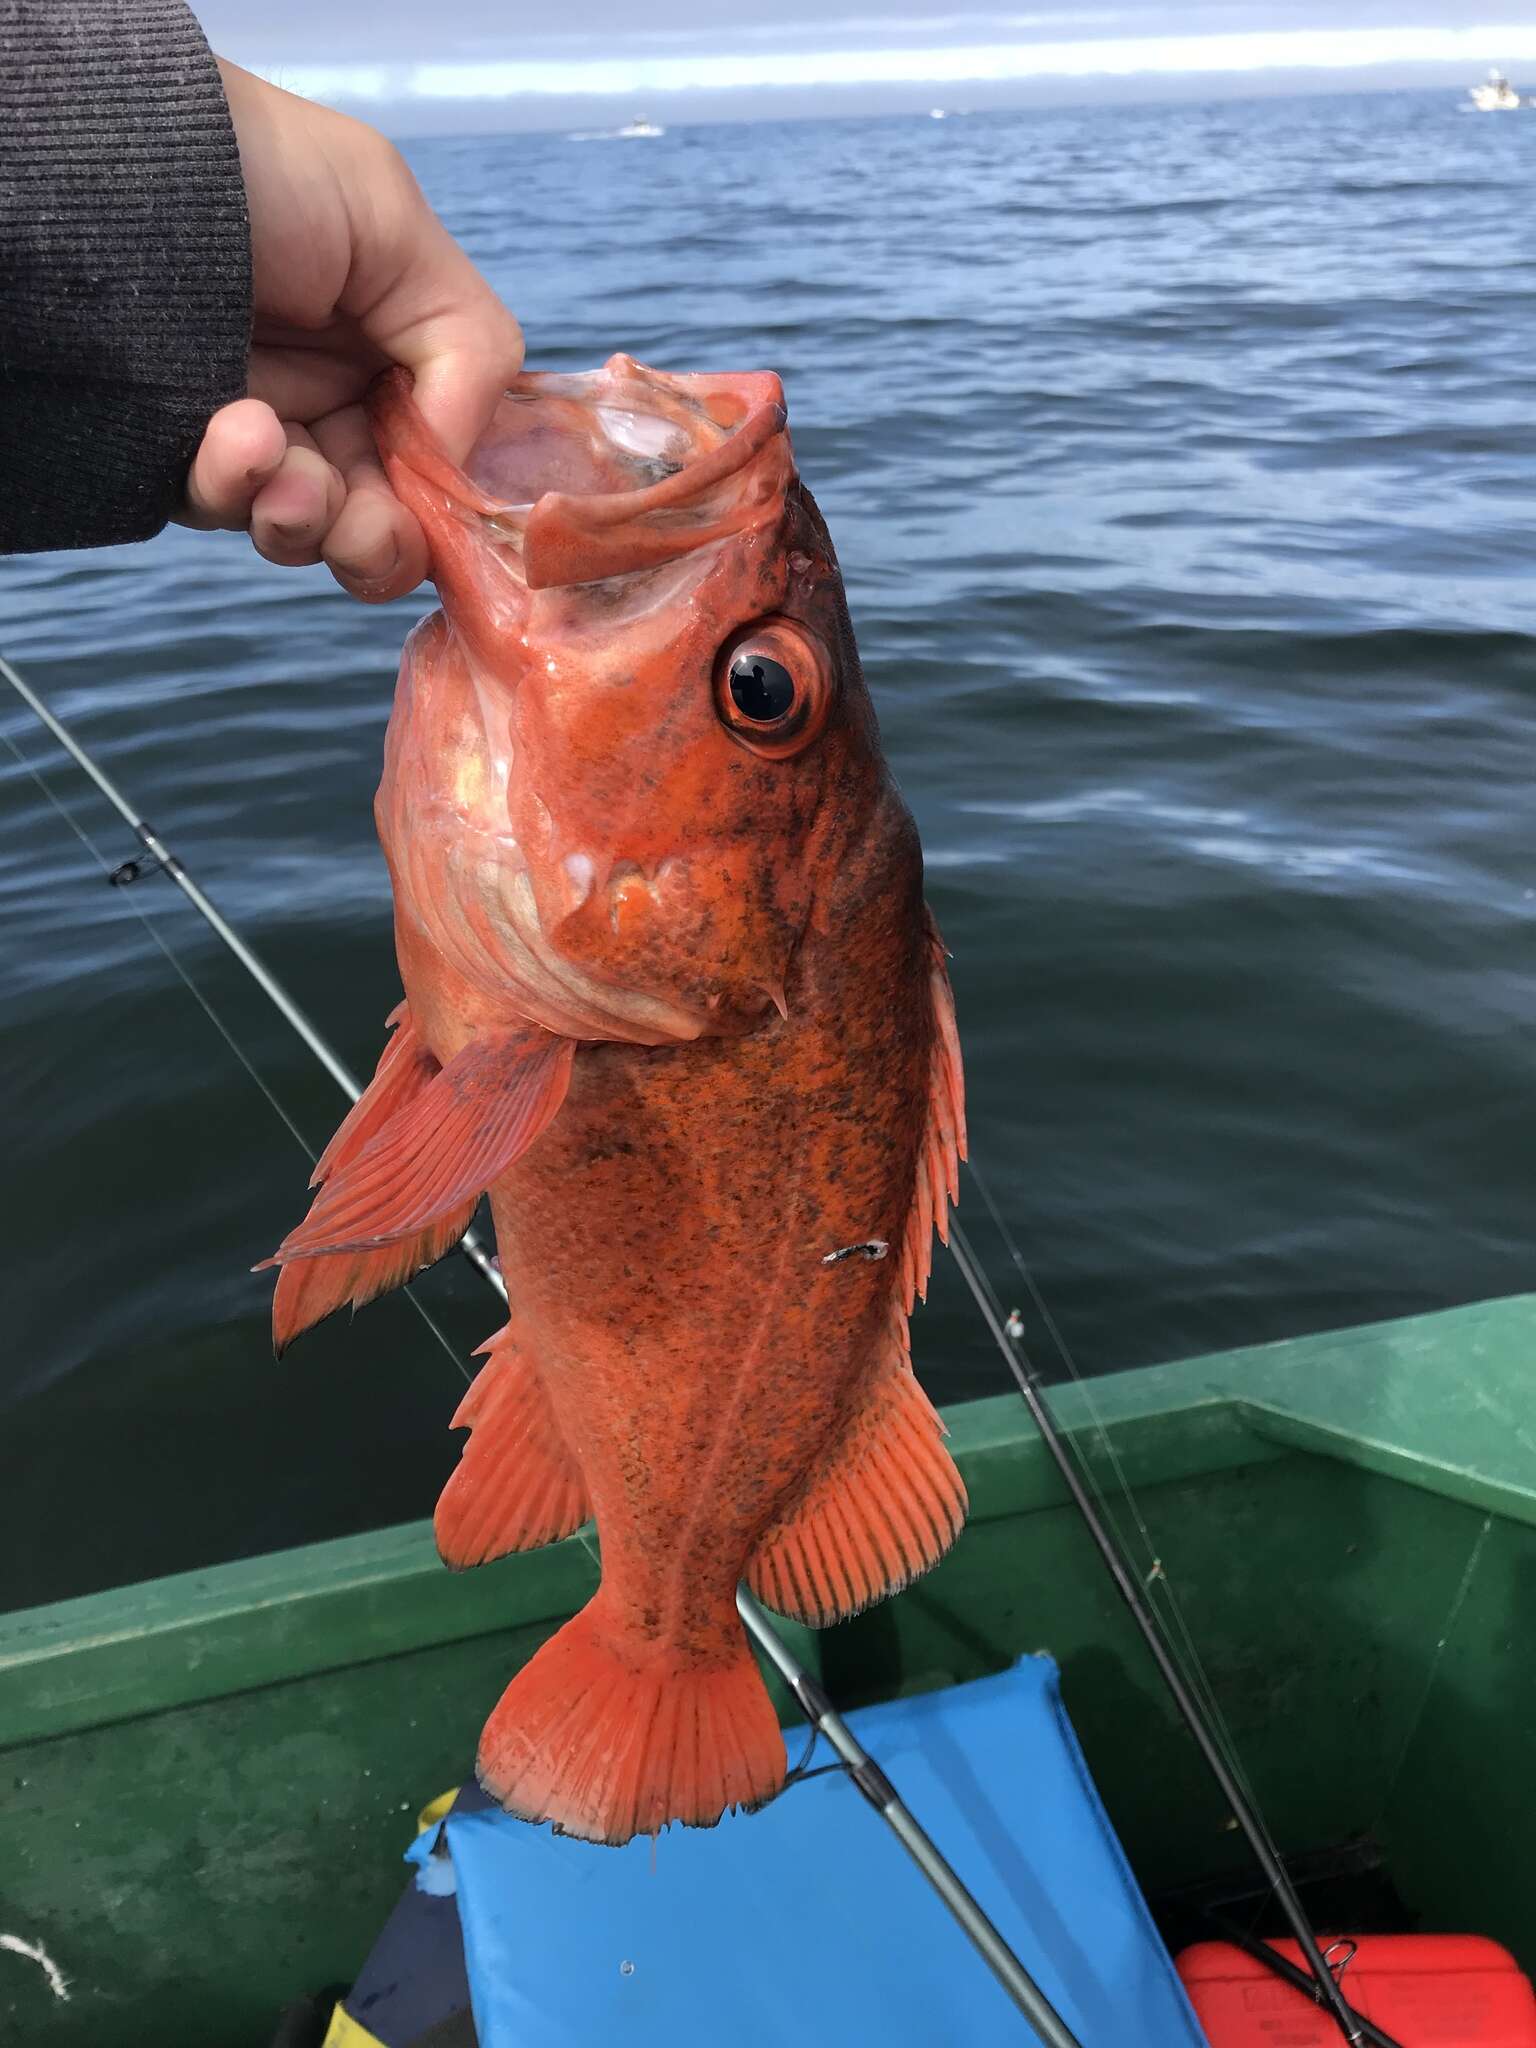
[0, 653, 501, 1301]
[737, 1582, 1085, 2043]
[1201, 1914, 1402, 2048]
[945, 1222, 1388, 2048]
[1, 655, 1084, 2048]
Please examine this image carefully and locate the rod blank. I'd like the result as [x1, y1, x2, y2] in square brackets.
[946, 1222, 1381, 2048]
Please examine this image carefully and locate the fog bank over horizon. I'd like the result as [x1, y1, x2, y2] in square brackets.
[357, 72, 1514, 138]
[190, 1, 1533, 133]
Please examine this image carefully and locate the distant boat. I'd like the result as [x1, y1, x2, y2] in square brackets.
[1468, 69, 1524, 111]
[929, 108, 947, 120]
[567, 116, 667, 143]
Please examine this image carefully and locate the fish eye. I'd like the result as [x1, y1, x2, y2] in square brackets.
[714, 619, 833, 759]
[728, 653, 796, 724]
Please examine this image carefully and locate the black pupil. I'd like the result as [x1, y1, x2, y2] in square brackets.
[728, 653, 796, 724]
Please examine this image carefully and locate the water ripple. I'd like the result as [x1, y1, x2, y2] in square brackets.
[3, 88, 1535, 1602]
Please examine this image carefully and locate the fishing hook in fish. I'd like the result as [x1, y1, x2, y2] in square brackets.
[1, 652, 1087, 2048]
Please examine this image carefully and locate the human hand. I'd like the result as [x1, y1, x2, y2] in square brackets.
[176, 61, 522, 601]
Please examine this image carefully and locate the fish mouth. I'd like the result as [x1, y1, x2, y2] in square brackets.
[369, 355, 792, 593]
[370, 359, 804, 1047]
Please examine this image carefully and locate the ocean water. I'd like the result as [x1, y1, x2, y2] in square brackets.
[2, 89, 1533, 1609]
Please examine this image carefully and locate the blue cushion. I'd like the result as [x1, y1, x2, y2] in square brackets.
[422, 1655, 1204, 2047]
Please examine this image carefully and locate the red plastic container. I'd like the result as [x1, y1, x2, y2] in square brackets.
[1177, 1935, 1536, 2046]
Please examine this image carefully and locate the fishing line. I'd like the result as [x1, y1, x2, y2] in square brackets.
[961, 1155, 1273, 1833]
[1368, 1509, 1492, 1839]
[949, 1169, 1380, 2045]
[946, 1225, 1373, 2046]
[956, 1161, 1300, 1955]
[0, 725, 320, 1163]
[959, 1190, 1244, 1798]
[0, 718, 475, 1393]
[957, 1186, 1284, 1877]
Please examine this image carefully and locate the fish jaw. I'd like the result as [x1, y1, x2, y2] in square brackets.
[368, 361, 887, 1042]
[368, 356, 787, 674]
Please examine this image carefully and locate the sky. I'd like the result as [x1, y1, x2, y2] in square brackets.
[198, 2, 1536, 130]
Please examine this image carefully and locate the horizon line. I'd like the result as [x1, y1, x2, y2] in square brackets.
[264, 25, 1536, 103]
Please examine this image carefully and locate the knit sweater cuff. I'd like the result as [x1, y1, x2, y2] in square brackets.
[0, 1, 252, 552]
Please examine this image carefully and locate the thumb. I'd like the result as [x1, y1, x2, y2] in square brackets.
[359, 217, 524, 468]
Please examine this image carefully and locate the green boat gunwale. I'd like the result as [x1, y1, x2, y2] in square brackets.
[3, 1291, 1532, 1751]
[6, 1290, 1536, 2046]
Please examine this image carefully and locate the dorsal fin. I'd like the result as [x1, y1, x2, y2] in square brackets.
[898, 909, 967, 1311]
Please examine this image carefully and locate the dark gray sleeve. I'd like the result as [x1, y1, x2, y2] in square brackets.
[0, 0, 251, 553]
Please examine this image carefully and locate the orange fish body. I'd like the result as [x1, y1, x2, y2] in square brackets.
[266, 358, 967, 1844]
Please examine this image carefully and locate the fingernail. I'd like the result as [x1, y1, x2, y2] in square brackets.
[340, 538, 402, 598]
[349, 533, 400, 581]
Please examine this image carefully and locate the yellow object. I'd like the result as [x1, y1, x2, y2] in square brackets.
[321, 2004, 387, 2048]
[416, 1787, 459, 1835]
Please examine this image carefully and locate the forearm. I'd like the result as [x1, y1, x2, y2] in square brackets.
[0, 0, 251, 553]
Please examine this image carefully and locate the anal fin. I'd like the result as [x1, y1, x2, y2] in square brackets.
[747, 1310, 968, 1628]
[435, 1324, 591, 1566]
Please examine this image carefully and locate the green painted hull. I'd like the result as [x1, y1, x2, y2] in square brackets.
[3, 1293, 1532, 2044]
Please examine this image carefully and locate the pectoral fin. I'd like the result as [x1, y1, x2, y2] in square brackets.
[270, 1205, 478, 1356]
[308, 999, 424, 1188]
[898, 909, 967, 1311]
[267, 1002, 480, 1351]
[263, 1027, 573, 1265]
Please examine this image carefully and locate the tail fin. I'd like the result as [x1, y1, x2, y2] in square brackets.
[477, 1594, 786, 1845]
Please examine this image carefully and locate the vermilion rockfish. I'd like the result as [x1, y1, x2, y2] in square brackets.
[264, 357, 968, 1844]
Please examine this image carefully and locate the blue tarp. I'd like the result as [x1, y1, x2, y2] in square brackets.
[411, 1655, 1205, 2048]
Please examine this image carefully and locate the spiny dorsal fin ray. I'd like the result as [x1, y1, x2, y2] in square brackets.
[898, 909, 967, 1312]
